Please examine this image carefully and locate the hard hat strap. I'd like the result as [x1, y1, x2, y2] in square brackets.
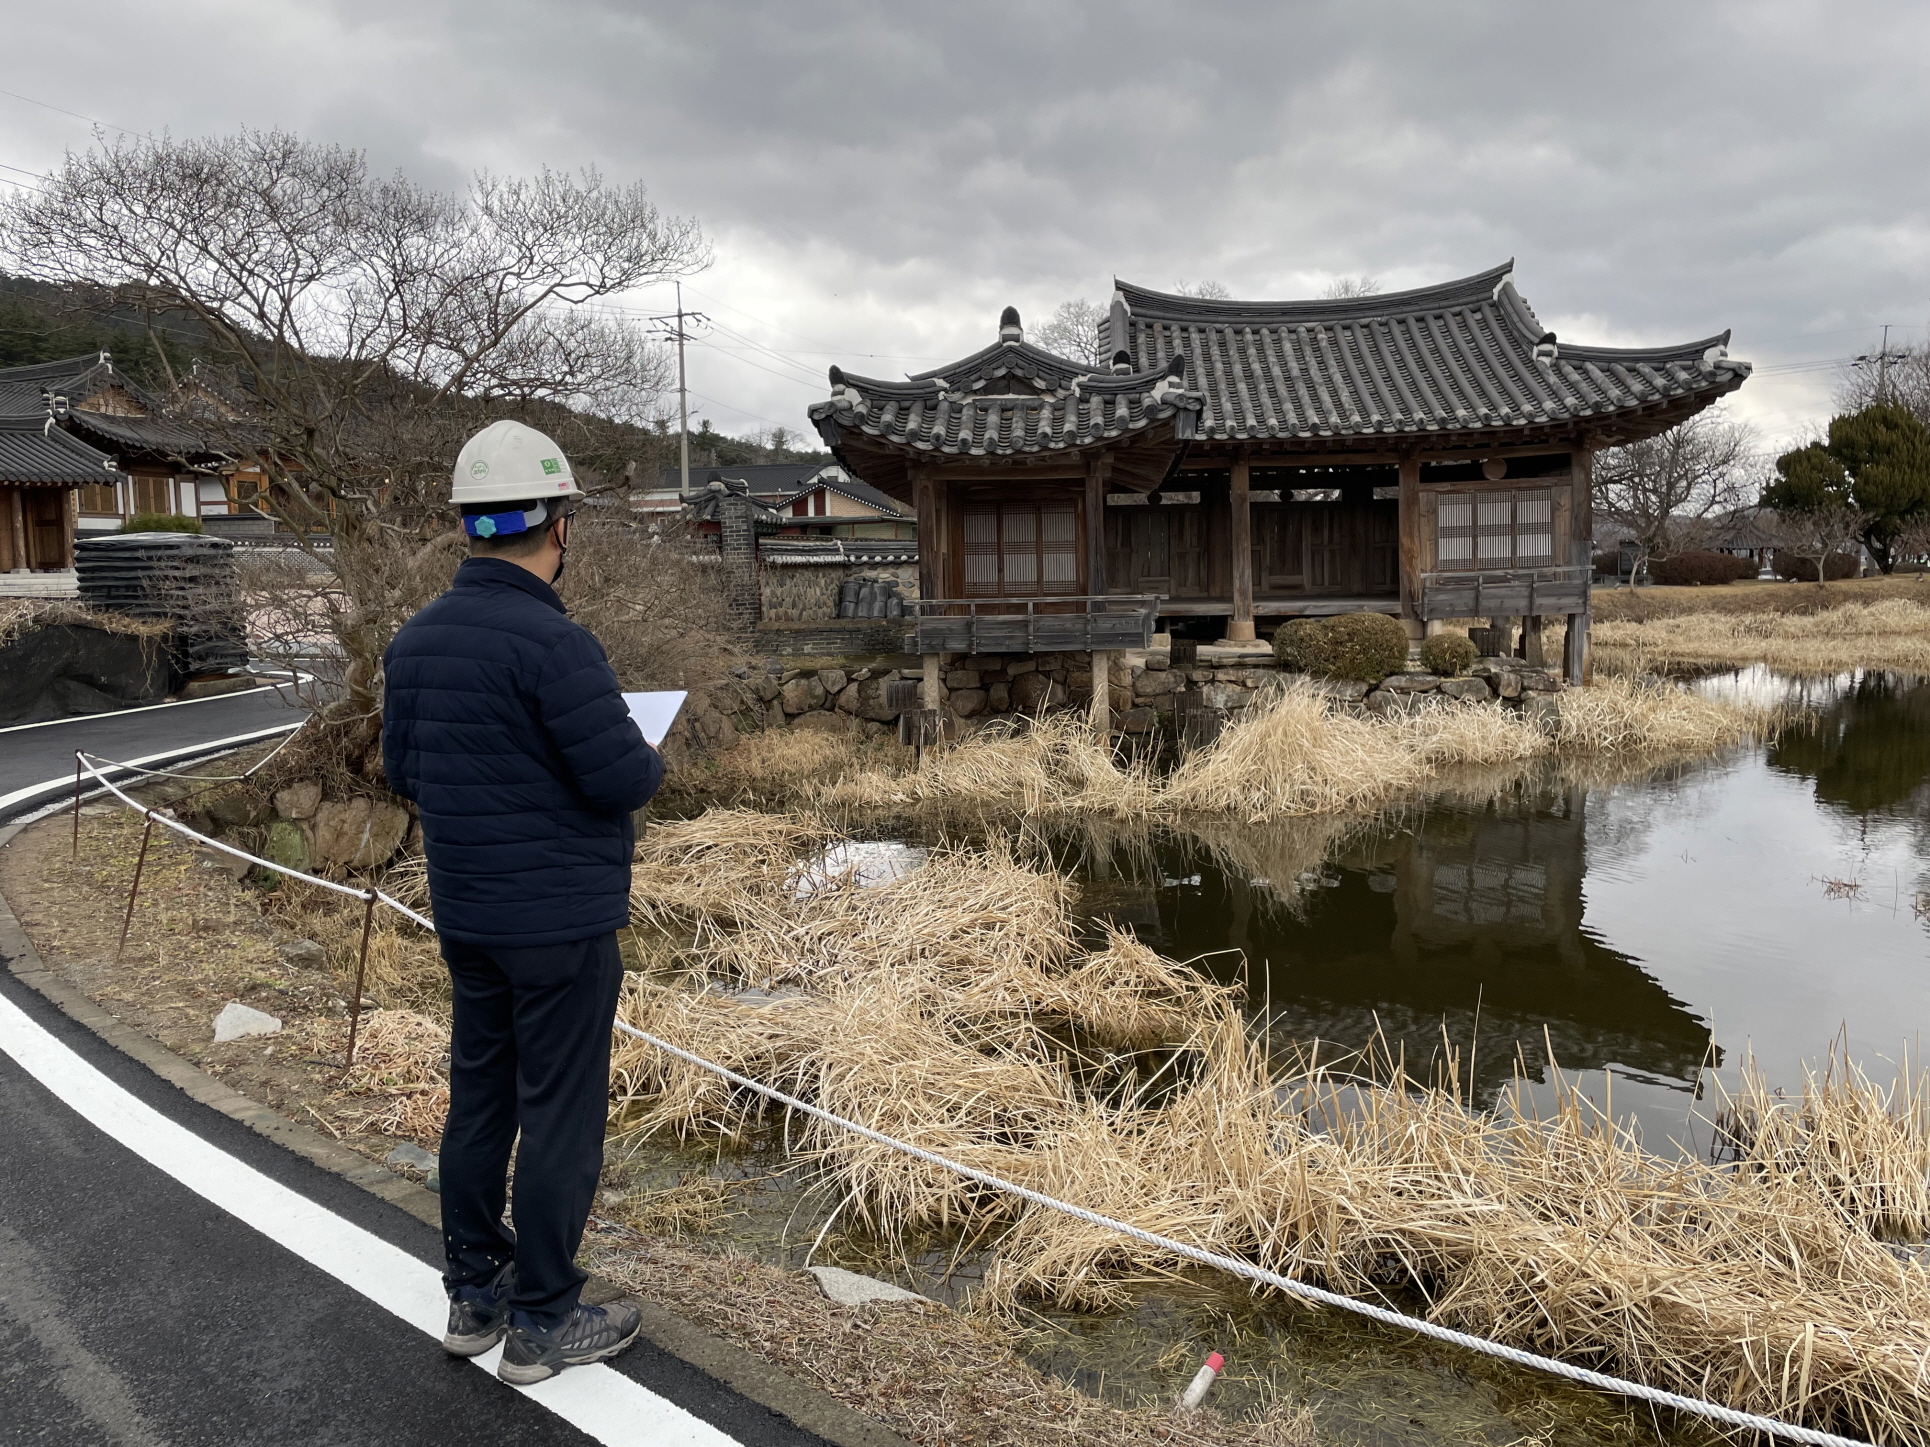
[461, 501, 550, 539]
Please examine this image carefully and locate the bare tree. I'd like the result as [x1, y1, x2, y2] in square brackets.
[1886, 513, 1930, 579]
[1173, 280, 1231, 300]
[1767, 502, 1871, 584]
[1591, 409, 1757, 582]
[1, 129, 706, 772]
[1837, 338, 1930, 431]
[558, 512, 736, 689]
[1034, 298, 1107, 366]
[1321, 276, 1382, 299]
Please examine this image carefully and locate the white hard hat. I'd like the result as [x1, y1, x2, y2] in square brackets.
[451, 420, 583, 506]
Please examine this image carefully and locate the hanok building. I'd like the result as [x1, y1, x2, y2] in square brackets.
[810, 263, 1749, 685]
[0, 353, 226, 568]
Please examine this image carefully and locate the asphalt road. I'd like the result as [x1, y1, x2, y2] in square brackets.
[0, 687, 311, 821]
[0, 962, 832, 1447]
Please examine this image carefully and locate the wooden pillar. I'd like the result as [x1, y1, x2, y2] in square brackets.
[1227, 455, 1254, 641]
[8, 488, 27, 573]
[1397, 453, 1421, 622]
[1084, 456, 1109, 606]
[1566, 444, 1594, 685]
[63, 487, 77, 569]
[912, 467, 939, 603]
[1089, 649, 1112, 738]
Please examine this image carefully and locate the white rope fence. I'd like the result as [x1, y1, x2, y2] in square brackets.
[70, 746, 1884, 1447]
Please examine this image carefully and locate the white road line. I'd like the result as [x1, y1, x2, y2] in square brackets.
[0, 723, 304, 817]
[0, 989, 738, 1447]
[0, 682, 298, 735]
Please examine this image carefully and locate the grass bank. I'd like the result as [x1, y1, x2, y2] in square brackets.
[768, 677, 1776, 824]
[1594, 596, 1930, 677]
[615, 812, 1930, 1447]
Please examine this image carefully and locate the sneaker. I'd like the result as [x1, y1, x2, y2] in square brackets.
[497, 1300, 644, 1385]
[442, 1263, 516, 1356]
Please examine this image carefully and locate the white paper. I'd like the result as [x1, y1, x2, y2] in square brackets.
[622, 690, 687, 747]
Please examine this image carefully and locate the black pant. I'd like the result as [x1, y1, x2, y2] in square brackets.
[437, 931, 623, 1327]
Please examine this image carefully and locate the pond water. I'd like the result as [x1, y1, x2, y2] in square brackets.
[1077, 666, 1930, 1152]
[637, 668, 1930, 1445]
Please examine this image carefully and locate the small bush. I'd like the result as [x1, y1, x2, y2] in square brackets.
[1648, 550, 1755, 586]
[121, 512, 203, 534]
[1419, 632, 1478, 676]
[1772, 550, 1861, 582]
[1270, 618, 1325, 673]
[1272, 612, 1409, 682]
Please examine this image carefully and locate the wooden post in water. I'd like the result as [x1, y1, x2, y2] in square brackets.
[1090, 650, 1112, 739]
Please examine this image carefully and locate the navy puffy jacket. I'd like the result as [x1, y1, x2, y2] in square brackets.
[381, 558, 663, 947]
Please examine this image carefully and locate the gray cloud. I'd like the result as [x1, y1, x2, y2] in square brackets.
[1, 0, 1923, 445]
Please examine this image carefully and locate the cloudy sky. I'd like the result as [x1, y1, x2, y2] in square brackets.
[1, 1, 1924, 451]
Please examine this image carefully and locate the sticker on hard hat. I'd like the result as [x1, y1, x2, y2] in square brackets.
[470, 460, 490, 478]
[541, 458, 562, 475]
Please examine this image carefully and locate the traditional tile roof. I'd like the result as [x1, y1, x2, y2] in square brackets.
[758, 536, 919, 566]
[656, 461, 829, 498]
[808, 306, 1203, 471]
[779, 472, 909, 518]
[0, 353, 117, 419]
[0, 416, 118, 485]
[0, 351, 223, 460]
[1105, 262, 1750, 444]
[63, 406, 217, 456]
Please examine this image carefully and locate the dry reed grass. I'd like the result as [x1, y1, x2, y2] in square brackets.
[313, 1007, 450, 1144]
[618, 932, 1930, 1439]
[812, 680, 1769, 824]
[1594, 597, 1930, 677]
[616, 814, 1930, 1443]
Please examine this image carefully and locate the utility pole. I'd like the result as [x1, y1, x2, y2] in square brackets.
[1854, 323, 1908, 405]
[649, 283, 708, 496]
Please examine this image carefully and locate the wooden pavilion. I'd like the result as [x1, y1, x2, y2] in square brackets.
[809, 262, 1750, 687]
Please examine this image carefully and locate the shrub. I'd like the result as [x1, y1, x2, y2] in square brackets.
[1272, 612, 1409, 682]
[1648, 550, 1755, 586]
[1419, 632, 1478, 676]
[1772, 550, 1861, 582]
[1270, 618, 1325, 673]
[120, 512, 203, 534]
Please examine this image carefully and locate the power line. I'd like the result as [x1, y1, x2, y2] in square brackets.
[0, 87, 140, 137]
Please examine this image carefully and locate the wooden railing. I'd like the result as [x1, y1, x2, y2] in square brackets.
[1418, 566, 1588, 621]
[909, 595, 1163, 655]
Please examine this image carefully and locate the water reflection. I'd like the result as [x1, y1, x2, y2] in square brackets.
[1767, 670, 1930, 818]
[1074, 778, 1716, 1107]
[1062, 667, 1930, 1140]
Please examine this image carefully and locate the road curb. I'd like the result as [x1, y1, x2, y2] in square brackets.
[0, 818, 912, 1447]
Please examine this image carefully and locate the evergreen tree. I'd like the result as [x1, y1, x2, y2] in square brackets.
[1763, 403, 1930, 572]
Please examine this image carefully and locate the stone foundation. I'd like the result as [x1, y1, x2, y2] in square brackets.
[659, 647, 1573, 767]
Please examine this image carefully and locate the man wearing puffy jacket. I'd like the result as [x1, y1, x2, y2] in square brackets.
[381, 420, 663, 1385]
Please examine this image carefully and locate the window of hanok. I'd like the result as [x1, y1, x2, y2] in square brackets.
[1435, 488, 1555, 571]
[131, 474, 175, 515]
[962, 500, 1079, 597]
[77, 481, 119, 515]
